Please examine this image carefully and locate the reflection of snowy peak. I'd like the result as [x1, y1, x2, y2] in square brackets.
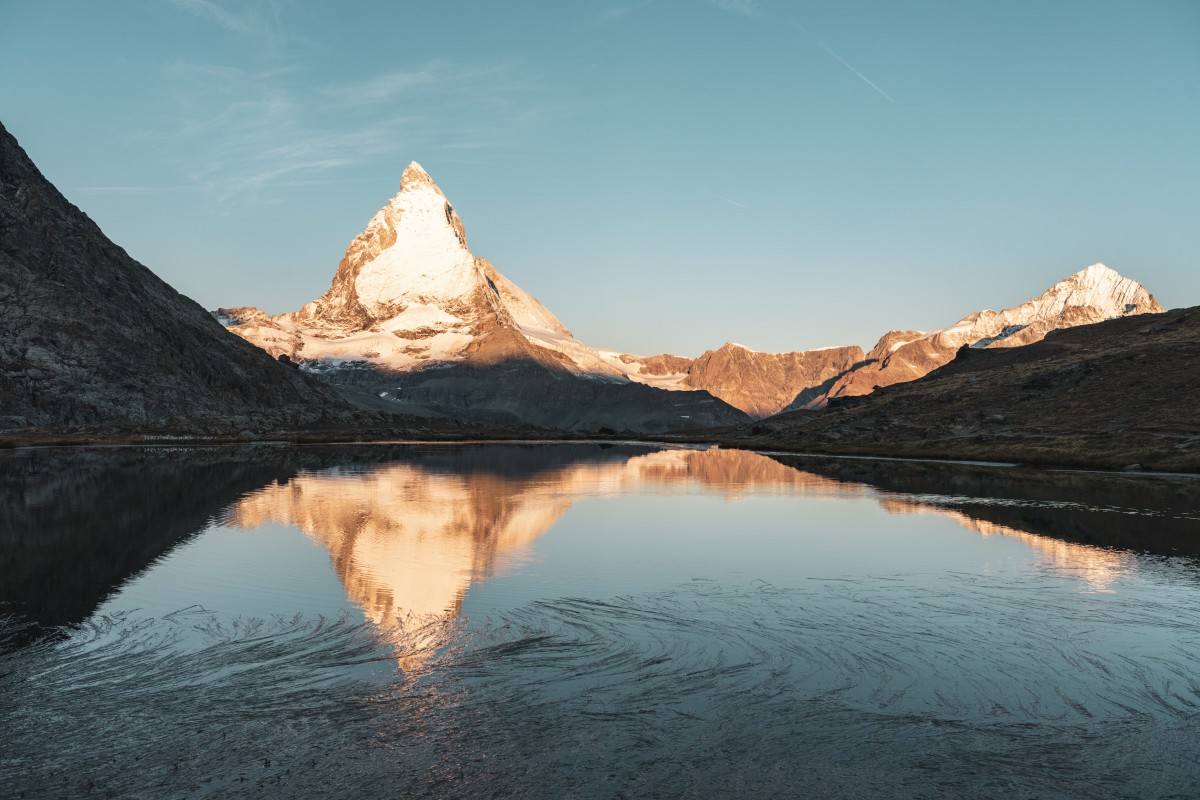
[221, 162, 624, 380]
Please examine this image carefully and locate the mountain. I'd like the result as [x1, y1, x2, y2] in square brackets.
[801, 263, 1163, 408]
[220, 163, 747, 433]
[601, 265, 1156, 420]
[603, 343, 865, 418]
[0, 121, 358, 435]
[726, 306, 1200, 471]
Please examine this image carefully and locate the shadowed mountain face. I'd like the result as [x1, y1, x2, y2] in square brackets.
[341, 359, 749, 434]
[732, 307, 1200, 471]
[219, 163, 748, 433]
[0, 121, 354, 434]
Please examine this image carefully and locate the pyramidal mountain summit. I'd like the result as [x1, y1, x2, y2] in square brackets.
[222, 162, 625, 381]
[219, 163, 748, 432]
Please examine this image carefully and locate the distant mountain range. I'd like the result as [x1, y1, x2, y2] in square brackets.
[723, 306, 1200, 471]
[219, 163, 1162, 426]
[804, 263, 1163, 409]
[2, 117, 1188, 463]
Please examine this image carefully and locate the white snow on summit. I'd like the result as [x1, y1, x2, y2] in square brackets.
[922, 262, 1162, 352]
[221, 162, 629, 380]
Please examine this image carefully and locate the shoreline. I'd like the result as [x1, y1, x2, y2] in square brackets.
[3, 428, 1198, 477]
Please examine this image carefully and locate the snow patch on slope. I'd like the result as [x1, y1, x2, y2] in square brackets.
[597, 350, 692, 390]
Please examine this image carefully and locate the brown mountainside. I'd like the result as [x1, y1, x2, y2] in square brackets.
[728, 306, 1200, 471]
[682, 343, 864, 418]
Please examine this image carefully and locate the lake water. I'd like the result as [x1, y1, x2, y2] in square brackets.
[3, 442, 1199, 798]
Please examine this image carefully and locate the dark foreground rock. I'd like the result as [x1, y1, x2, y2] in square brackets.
[0, 120, 362, 435]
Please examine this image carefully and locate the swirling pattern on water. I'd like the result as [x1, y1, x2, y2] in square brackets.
[6, 566, 1200, 799]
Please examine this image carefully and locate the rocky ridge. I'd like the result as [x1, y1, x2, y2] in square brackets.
[599, 265, 1158, 420]
[806, 263, 1163, 407]
[684, 343, 863, 417]
[0, 120, 359, 435]
[728, 306, 1200, 471]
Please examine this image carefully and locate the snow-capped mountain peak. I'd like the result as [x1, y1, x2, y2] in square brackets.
[814, 262, 1164, 405]
[220, 162, 626, 380]
[1046, 262, 1151, 315]
[932, 261, 1161, 351]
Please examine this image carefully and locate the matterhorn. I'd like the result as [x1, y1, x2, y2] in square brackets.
[218, 163, 747, 432]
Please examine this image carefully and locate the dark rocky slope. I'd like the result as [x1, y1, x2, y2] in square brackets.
[725, 307, 1200, 471]
[334, 358, 747, 434]
[0, 120, 357, 435]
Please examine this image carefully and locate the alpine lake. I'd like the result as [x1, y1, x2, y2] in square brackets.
[3, 441, 1199, 799]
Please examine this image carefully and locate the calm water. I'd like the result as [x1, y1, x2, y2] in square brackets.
[2, 443, 1200, 798]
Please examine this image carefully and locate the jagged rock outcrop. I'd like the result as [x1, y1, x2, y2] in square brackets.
[220, 163, 748, 433]
[807, 264, 1163, 407]
[0, 121, 354, 433]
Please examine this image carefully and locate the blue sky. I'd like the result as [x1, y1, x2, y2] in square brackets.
[2, 0, 1198, 355]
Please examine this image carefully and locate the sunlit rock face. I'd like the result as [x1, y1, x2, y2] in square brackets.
[598, 344, 867, 419]
[682, 343, 865, 418]
[217, 165, 748, 433]
[807, 263, 1163, 407]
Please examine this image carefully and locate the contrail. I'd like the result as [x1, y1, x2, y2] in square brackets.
[705, 190, 748, 208]
[819, 41, 895, 103]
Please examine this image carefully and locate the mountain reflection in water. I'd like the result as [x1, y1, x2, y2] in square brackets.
[219, 446, 1169, 643]
[2, 443, 1193, 637]
[220, 448, 856, 637]
[4, 443, 1200, 799]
